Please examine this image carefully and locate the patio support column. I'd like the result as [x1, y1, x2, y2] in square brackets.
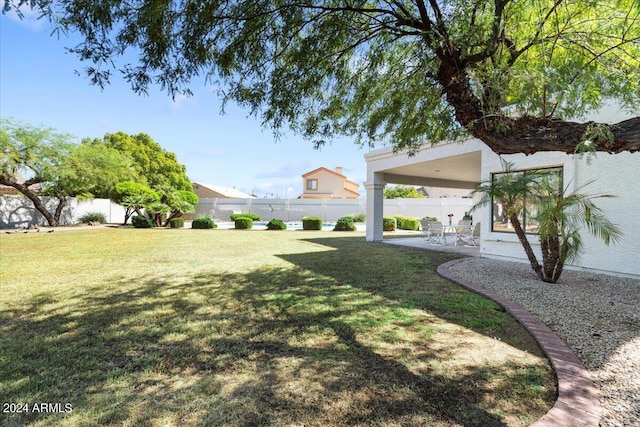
[365, 173, 385, 242]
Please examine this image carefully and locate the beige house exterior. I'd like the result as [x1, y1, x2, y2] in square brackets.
[300, 167, 361, 199]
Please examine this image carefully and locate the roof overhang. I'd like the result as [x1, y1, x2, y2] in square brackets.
[365, 139, 485, 189]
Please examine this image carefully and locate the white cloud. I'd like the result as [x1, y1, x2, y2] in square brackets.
[3, 5, 50, 31]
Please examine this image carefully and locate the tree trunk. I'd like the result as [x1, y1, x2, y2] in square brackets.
[123, 207, 135, 225]
[5, 182, 58, 227]
[508, 213, 543, 280]
[473, 116, 640, 155]
[539, 237, 562, 283]
[53, 194, 68, 225]
[163, 211, 181, 227]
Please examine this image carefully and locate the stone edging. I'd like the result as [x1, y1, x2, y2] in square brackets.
[437, 258, 601, 427]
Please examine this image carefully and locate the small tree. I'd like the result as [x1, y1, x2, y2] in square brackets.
[110, 181, 160, 225]
[472, 161, 621, 283]
[384, 185, 424, 199]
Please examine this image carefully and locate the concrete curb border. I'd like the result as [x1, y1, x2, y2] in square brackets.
[437, 258, 601, 427]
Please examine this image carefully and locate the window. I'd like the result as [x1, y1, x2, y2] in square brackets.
[491, 167, 562, 234]
[306, 179, 318, 190]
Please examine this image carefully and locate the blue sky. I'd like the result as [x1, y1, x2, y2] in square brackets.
[0, 8, 376, 199]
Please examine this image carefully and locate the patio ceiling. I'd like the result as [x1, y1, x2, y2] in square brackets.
[367, 146, 483, 190]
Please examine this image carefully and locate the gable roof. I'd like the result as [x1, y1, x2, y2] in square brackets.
[302, 167, 359, 185]
[192, 182, 256, 198]
[302, 167, 345, 179]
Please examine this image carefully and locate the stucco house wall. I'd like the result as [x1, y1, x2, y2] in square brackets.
[301, 167, 360, 199]
[480, 150, 639, 278]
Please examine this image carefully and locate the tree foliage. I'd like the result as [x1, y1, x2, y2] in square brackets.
[110, 180, 160, 225]
[5, 0, 639, 154]
[85, 132, 192, 192]
[86, 132, 197, 226]
[384, 185, 425, 199]
[1, 119, 134, 226]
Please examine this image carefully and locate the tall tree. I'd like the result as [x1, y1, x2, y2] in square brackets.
[85, 132, 192, 192]
[1, 119, 135, 226]
[4, 0, 639, 154]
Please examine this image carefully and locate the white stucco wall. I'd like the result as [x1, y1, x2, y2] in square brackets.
[480, 150, 640, 278]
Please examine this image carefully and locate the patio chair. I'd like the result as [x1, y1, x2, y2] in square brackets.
[458, 222, 481, 247]
[424, 221, 453, 245]
[419, 220, 432, 235]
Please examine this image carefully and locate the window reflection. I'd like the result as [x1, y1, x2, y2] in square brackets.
[491, 167, 562, 234]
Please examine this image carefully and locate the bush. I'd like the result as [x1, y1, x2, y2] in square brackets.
[79, 212, 106, 224]
[422, 216, 438, 222]
[302, 216, 323, 230]
[230, 213, 261, 221]
[392, 215, 406, 229]
[333, 216, 356, 231]
[351, 213, 366, 223]
[383, 216, 397, 231]
[132, 215, 154, 228]
[192, 217, 217, 229]
[169, 217, 184, 228]
[400, 217, 420, 231]
[266, 219, 287, 230]
[234, 217, 253, 229]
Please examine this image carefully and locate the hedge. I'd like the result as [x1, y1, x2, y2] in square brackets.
[230, 213, 261, 221]
[192, 217, 217, 229]
[400, 217, 420, 231]
[383, 216, 397, 231]
[132, 215, 154, 228]
[302, 216, 323, 230]
[266, 219, 287, 230]
[333, 216, 356, 231]
[169, 217, 185, 228]
[234, 217, 253, 229]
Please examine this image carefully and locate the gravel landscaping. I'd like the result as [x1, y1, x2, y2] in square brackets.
[449, 258, 640, 427]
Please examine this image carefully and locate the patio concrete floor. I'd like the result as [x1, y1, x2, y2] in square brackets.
[383, 235, 480, 257]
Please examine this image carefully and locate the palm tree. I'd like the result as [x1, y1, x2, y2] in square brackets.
[472, 160, 622, 283]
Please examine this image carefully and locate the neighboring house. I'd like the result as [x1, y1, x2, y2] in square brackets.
[192, 182, 256, 199]
[0, 185, 21, 195]
[0, 183, 42, 195]
[364, 105, 639, 278]
[300, 166, 361, 199]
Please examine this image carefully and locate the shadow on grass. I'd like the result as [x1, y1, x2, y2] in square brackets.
[0, 237, 553, 426]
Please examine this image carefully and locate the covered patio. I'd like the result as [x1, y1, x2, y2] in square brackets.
[364, 139, 486, 243]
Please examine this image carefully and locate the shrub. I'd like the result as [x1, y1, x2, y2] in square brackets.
[169, 217, 184, 228]
[383, 216, 397, 231]
[132, 215, 154, 228]
[234, 217, 253, 229]
[392, 215, 406, 229]
[422, 216, 439, 222]
[351, 213, 366, 223]
[266, 219, 287, 230]
[230, 213, 261, 221]
[192, 217, 216, 229]
[333, 216, 356, 231]
[302, 216, 323, 230]
[79, 212, 106, 224]
[401, 217, 420, 231]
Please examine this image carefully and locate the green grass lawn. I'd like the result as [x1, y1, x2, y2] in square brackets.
[0, 227, 555, 426]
